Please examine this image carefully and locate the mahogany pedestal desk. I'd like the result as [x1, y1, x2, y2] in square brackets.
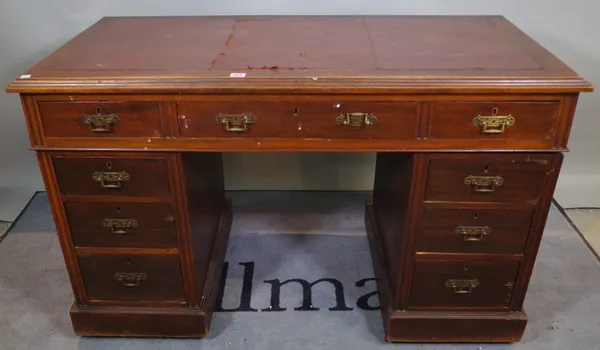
[6, 16, 594, 343]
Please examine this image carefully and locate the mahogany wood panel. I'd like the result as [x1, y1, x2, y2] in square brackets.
[78, 253, 185, 304]
[38, 101, 164, 138]
[52, 155, 171, 197]
[424, 153, 554, 203]
[416, 207, 534, 254]
[428, 101, 559, 145]
[64, 201, 177, 248]
[409, 259, 520, 310]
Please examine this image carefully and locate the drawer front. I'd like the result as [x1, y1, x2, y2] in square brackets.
[78, 254, 185, 303]
[65, 202, 177, 248]
[429, 101, 559, 142]
[417, 208, 534, 254]
[177, 101, 296, 137]
[38, 101, 163, 138]
[176, 101, 418, 139]
[424, 154, 552, 203]
[53, 156, 171, 197]
[409, 259, 520, 309]
[298, 101, 418, 139]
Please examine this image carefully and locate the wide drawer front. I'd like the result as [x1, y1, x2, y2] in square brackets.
[429, 101, 559, 142]
[409, 259, 520, 309]
[176, 101, 418, 139]
[416, 208, 534, 254]
[78, 253, 185, 303]
[53, 156, 171, 197]
[424, 154, 553, 203]
[65, 202, 177, 248]
[38, 101, 163, 138]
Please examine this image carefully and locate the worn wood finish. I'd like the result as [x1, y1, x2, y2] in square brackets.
[65, 201, 177, 248]
[416, 207, 534, 254]
[78, 253, 185, 304]
[38, 101, 164, 138]
[5, 16, 593, 342]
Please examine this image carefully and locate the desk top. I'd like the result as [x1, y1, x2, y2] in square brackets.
[7, 16, 593, 93]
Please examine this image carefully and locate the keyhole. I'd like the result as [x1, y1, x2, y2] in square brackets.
[492, 107, 499, 115]
[106, 162, 112, 169]
[473, 212, 479, 220]
[96, 107, 101, 114]
[293, 108, 299, 116]
[484, 165, 489, 173]
[116, 206, 121, 213]
[464, 265, 469, 271]
[126, 258, 131, 264]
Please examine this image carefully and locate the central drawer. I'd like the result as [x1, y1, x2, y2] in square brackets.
[78, 253, 185, 304]
[176, 101, 418, 139]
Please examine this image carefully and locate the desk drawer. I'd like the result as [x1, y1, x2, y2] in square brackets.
[53, 156, 171, 197]
[424, 154, 553, 203]
[65, 202, 177, 248]
[38, 101, 163, 138]
[78, 253, 185, 304]
[416, 208, 534, 254]
[176, 101, 418, 139]
[409, 259, 520, 309]
[429, 101, 559, 142]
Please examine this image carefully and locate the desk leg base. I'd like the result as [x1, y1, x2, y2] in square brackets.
[365, 199, 527, 343]
[70, 199, 233, 338]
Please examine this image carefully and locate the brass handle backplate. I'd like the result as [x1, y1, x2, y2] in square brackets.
[113, 272, 147, 287]
[215, 113, 256, 132]
[464, 175, 504, 193]
[455, 225, 492, 241]
[92, 171, 130, 189]
[445, 279, 480, 294]
[80, 112, 120, 133]
[473, 108, 515, 135]
[103, 218, 138, 235]
[336, 113, 377, 128]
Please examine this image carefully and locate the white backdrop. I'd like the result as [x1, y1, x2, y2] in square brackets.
[1, 1, 598, 220]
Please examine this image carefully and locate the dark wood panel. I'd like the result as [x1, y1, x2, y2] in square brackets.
[409, 259, 520, 309]
[429, 101, 559, 144]
[424, 153, 553, 203]
[78, 253, 185, 303]
[416, 207, 534, 254]
[38, 101, 163, 138]
[52, 155, 171, 197]
[64, 201, 177, 248]
[70, 304, 209, 338]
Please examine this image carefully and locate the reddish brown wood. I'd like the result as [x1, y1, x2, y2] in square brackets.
[409, 259, 520, 310]
[78, 253, 185, 303]
[65, 201, 177, 248]
[416, 207, 534, 254]
[424, 153, 555, 204]
[52, 155, 171, 197]
[38, 101, 163, 138]
[428, 101, 560, 145]
[4, 15, 594, 343]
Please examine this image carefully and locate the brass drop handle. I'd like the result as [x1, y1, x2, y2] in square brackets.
[80, 109, 120, 133]
[336, 113, 377, 128]
[473, 108, 515, 135]
[455, 225, 492, 241]
[215, 113, 256, 132]
[92, 171, 130, 189]
[103, 218, 138, 235]
[464, 175, 504, 193]
[445, 279, 480, 294]
[113, 272, 147, 287]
